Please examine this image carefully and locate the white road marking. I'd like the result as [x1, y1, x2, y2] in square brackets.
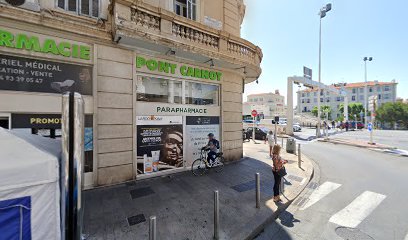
[329, 191, 386, 228]
[300, 177, 307, 186]
[299, 181, 341, 210]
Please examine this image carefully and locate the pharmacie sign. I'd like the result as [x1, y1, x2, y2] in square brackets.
[136, 56, 222, 81]
[0, 28, 91, 60]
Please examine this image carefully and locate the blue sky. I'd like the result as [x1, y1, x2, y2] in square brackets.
[241, 0, 408, 104]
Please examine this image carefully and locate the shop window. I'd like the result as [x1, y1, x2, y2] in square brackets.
[136, 76, 182, 104]
[185, 82, 219, 105]
[57, 0, 100, 18]
[174, 0, 197, 20]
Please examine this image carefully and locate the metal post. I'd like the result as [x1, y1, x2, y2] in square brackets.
[317, 16, 322, 138]
[252, 116, 256, 143]
[364, 60, 368, 128]
[298, 144, 301, 168]
[214, 190, 219, 240]
[281, 137, 284, 148]
[149, 216, 157, 240]
[255, 173, 260, 208]
[62, 92, 85, 240]
[274, 122, 277, 144]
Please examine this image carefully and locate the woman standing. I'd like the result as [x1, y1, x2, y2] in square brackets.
[272, 144, 288, 202]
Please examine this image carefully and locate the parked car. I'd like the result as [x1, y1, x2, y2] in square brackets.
[246, 127, 269, 140]
[340, 121, 364, 130]
[293, 124, 302, 132]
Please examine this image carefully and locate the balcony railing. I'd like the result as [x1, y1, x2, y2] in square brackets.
[113, 0, 262, 70]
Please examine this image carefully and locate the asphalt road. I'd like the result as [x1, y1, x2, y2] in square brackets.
[255, 142, 408, 240]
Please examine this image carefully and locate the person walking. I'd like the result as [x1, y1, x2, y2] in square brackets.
[272, 145, 288, 202]
[265, 130, 275, 156]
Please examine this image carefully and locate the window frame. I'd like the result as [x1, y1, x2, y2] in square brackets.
[136, 73, 220, 107]
[174, 0, 197, 21]
[56, 0, 100, 18]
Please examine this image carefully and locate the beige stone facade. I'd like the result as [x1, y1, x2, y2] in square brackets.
[0, 0, 262, 187]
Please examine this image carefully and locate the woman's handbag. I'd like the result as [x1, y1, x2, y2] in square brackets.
[277, 166, 287, 177]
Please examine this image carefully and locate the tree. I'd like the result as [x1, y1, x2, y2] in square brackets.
[311, 105, 332, 120]
[376, 102, 408, 128]
[312, 106, 318, 117]
[339, 103, 365, 121]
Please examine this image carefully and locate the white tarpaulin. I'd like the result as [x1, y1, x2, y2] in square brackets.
[0, 128, 60, 240]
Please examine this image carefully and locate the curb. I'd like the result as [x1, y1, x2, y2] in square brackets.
[241, 153, 316, 240]
[318, 139, 395, 150]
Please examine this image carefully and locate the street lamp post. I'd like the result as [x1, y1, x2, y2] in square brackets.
[363, 57, 373, 127]
[317, 3, 332, 138]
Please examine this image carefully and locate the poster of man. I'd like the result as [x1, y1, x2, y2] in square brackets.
[136, 116, 183, 174]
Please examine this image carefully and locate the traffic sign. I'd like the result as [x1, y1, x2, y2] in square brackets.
[251, 110, 257, 117]
[367, 122, 373, 132]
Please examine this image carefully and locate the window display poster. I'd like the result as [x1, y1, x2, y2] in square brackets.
[136, 116, 183, 174]
[185, 116, 220, 167]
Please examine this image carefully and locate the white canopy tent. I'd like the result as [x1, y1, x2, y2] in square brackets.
[0, 128, 61, 240]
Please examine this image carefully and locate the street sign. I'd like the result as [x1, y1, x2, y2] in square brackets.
[367, 122, 373, 132]
[303, 66, 312, 79]
[251, 110, 257, 117]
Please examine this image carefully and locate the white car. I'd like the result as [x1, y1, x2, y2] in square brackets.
[293, 124, 302, 132]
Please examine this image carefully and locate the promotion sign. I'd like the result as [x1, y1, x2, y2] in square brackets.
[136, 116, 183, 174]
[185, 116, 220, 167]
[0, 54, 92, 95]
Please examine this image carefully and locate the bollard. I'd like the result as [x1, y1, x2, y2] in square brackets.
[214, 190, 219, 240]
[149, 216, 157, 240]
[298, 144, 301, 168]
[281, 137, 284, 147]
[255, 173, 260, 208]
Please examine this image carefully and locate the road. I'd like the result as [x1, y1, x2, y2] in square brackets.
[255, 142, 408, 240]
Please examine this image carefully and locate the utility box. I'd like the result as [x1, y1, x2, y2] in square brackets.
[286, 138, 296, 154]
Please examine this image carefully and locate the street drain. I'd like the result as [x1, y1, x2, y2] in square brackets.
[335, 227, 374, 240]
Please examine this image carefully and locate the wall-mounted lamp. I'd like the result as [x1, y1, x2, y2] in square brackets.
[166, 48, 176, 56]
[114, 36, 122, 44]
[204, 58, 215, 67]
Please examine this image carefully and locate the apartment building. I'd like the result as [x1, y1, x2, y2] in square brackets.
[0, 0, 262, 187]
[243, 90, 286, 119]
[297, 80, 398, 119]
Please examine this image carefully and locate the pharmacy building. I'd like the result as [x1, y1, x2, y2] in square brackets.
[0, 0, 262, 188]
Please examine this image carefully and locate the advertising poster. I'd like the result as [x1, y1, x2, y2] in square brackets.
[185, 116, 220, 167]
[0, 54, 92, 95]
[136, 116, 183, 174]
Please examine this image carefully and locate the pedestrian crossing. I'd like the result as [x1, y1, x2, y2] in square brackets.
[299, 181, 341, 210]
[299, 181, 387, 229]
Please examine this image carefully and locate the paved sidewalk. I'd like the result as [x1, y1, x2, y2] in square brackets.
[83, 141, 314, 240]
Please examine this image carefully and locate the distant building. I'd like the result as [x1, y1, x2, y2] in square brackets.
[297, 80, 398, 120]
[243, 90, 286, 119]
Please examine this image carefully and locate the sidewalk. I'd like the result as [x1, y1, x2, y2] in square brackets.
[83, 141, 314, 240]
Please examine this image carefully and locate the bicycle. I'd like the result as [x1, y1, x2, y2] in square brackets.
[191, 149, 224, 176]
